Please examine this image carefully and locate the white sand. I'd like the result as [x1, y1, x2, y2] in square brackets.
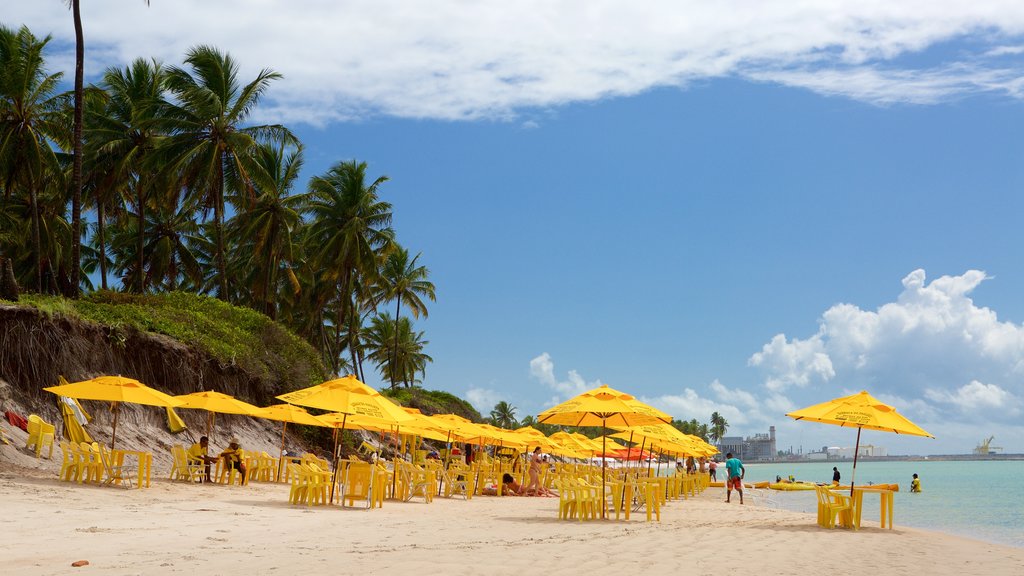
[3, 436, 1023, 576]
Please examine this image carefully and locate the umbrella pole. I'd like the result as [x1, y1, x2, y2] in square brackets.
[619, 430, 634, 514]
[392, 425, 401, 497]
[329, 414, 347, 504]
[277, 422, 287, 482]
[637, 438, 647, 471]
[601, 421, 607, 519]
[110, 402, 119, 449]
[849, 427, 862, 498]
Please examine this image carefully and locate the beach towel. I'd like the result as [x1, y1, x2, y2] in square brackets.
[5, 410, 27, 431]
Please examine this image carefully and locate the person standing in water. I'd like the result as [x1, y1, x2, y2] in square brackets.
[832, 466, 841, 485]
[911, 473, 922, 492]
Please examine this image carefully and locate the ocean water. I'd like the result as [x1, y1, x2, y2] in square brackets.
[737, 460, 1024, 548]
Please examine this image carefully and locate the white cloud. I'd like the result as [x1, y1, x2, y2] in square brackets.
[925, 380, 1019, 415]
[465, 387, 504, 415]
[529, 352, 599, 403]
[750, 269, 1024, 430]
[748, 333, 835, 391]
[8, 2, 1024, 123]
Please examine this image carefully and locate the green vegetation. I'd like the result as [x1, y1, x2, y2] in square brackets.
[381, 387, 482, 422]
[0, 24, 435, 388]
[16, 291, 327, 387]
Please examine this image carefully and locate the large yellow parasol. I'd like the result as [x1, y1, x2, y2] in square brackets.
[538, 384, 671, 517]
[43, 375, 182, 448]
[174, 391, 261, 441]
[278, 375, 411, 502]
[252, 404, 330, 479]
[786, 390, 934, 495]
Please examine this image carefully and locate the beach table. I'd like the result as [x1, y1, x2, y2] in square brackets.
[834, 486, 895, 530]
[112, 449, 152, 488]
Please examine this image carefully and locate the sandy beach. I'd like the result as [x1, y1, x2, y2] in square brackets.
[3, 455, 1023, 576]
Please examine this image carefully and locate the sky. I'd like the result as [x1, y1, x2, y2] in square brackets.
[8, 1, 1024, 455]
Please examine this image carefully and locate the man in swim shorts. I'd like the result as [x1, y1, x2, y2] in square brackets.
[725, 452, 745, 504]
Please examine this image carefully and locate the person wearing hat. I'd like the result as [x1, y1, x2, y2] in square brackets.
[219, 437, 247, 485]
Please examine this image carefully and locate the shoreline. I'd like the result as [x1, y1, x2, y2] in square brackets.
[2, 466, 1022, 575]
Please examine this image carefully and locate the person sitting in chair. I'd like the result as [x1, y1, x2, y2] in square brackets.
[187, 436, 218, 482]
[219, 437, 247, 485]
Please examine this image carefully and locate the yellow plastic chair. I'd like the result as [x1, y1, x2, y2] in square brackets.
[80, 442, 104, 483]
[815, 485, 852, 529]
[170, 445, 204, 483]
[287, 463, 310, 505]
[98, 444, 134, 488]
[343, 461, 376, 508]
[217, 450, 248, 486]
[58, 441, 82, 482]
[398, 462, 435, 503]
[26, 415, 56, 459]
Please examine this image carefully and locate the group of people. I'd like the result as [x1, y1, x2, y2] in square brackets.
[483, 447, 558, 497]
[186, 436, 247, 485]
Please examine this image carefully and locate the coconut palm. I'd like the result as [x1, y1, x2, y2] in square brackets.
[64, 0, 152, 297]
[89, 58, 170, 293]
[490, 401, 518, 429]
[161, 45, 294, 301]
[305, 160, 393, 375]
[226, 141, 306, 319]
[376, 247, 435, 389]
[362, 313, 431, 387]
[710, 411, 728, 443]
[0, 25, 67, 293]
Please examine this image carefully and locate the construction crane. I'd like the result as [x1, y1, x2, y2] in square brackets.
[973, 436, 1003, 455]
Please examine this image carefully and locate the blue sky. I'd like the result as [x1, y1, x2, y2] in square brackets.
[9, 1, 1024, 455]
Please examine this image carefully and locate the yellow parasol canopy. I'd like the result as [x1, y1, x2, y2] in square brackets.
[537, 384, 671, 427]
[174, 390, 261, 441]
[786, 390, 934, 495]
[786, 390, 934, 437]
[254, 404, 329, 427]
[175, 391, 260, 415]
[43, 375, 182, 448]
[277, 375, 411, 423]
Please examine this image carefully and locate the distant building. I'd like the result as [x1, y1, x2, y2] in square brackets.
[717, 426, 777, 462]
[805, 444, 887, 460]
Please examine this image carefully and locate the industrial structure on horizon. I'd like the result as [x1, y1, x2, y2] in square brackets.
[717, 426, 777, 462]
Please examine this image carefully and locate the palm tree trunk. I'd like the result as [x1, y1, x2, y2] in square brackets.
[97, 202, 108, 290]
[70, 0, 84, 298]
[136, 182, 145, 293]
[28, 183, 42, 293]
[214, 155, 229, 300]
[391, 299, 401, 390]
[348, 305, 360, 380]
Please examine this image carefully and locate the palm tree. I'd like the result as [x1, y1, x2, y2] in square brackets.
[305, 160, 393, 375]
[376, 247, 435, 389]
[161, 45, 294, 300]
[362, 313, 431, 387]
[0, 25, 66, 293]
[64, 0, 151, 297]
[710, 411, 728, 443]
[89, 58, 169, 293]
[490, 401, 518, 429]
[226, 141, 305, 318]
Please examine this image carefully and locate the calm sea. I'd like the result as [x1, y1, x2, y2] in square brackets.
[734, 460, 1024, 548]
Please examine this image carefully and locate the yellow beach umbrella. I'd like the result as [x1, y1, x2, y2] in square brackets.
[278, 375, 412, 501]
[174, 391, 261, 441]
[426, 414, 490, 464]
[538, 384, 671, 517]
[786, 390, 934, 495]
[43, 375, 182, 448]
[252, 404, 330, 479]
